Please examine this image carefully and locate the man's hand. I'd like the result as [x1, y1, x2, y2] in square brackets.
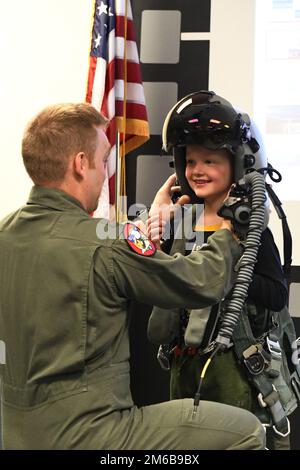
[134, 219, 147, 234]
[147, 174, 190, 246]
[146, 214, 167, 248]
[149, 174, 190, 218]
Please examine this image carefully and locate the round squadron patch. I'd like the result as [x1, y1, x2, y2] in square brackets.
[123, 223, 156, 256]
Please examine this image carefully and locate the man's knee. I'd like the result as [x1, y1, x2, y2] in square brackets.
[243, 414, 266, 450]
[180, 399, 266, 450]
[225, 409, 266, 450]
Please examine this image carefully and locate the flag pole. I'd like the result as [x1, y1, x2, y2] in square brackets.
[116, 130, 121, 223]
[116, 0, 128, 224]
[120, 0, 128, 222]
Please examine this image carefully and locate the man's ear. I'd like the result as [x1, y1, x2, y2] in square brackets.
[73, 152, 88, 178]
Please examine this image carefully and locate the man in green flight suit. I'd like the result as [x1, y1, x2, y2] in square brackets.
[0, 103, 265, 450]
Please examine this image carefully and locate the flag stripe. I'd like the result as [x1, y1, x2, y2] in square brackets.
[115, 38, 140, 63]
[115, 0, 133, 19]
[115, 101, 148, 121]
[90, 58, 107, 110]
[105, 59, 144, 98]
[115, 17, 137, 42]
[115, 59, 142, 85]
[86, 56, 97, 103]
[115, 81, 146, 104]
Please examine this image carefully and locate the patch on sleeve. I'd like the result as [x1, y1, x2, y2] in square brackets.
[123, 223, 156, 256]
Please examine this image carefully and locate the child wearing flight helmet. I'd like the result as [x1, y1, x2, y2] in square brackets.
[147, 91, 290, 450]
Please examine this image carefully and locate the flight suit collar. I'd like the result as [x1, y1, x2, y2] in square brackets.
[27, 185, 88, 215]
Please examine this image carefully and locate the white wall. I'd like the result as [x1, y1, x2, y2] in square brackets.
[0, 0, 299, 264]
[209, 0, 255, 114]
[0, 0, 94, 217]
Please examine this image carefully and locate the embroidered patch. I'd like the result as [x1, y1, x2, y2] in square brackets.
[124, 223, 156, 256]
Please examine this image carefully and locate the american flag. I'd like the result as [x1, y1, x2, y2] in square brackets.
[86, 0, 150, 219]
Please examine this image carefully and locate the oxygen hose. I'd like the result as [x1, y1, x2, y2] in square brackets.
[215, 170, 267, 349]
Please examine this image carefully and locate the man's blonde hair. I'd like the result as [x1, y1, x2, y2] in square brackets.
[22, 103, 108, 184]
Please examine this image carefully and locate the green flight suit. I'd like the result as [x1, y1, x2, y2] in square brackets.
[0, 186, 265, 450]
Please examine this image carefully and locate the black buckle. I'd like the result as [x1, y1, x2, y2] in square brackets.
[157, 344, 172, 371]
[244, 351, 265, 375]
[291, 372, 300, 402]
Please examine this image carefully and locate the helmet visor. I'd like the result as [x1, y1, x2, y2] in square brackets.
[167, 103, 247, 152]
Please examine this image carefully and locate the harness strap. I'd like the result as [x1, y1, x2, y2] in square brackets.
[233, 307, 290, 435]
[266, 182, 292, 279]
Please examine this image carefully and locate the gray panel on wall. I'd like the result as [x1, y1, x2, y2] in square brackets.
[143, 82, 178, 135]
[136, 154, 174, 207]
[289, 283, 300, 318]
[140, 10, 181, 63]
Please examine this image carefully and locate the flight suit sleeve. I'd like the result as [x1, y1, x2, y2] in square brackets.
[111, 228, 242, 310]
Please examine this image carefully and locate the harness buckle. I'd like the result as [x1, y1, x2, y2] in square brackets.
[266, 337, 282, 358]
[257, 384, 278, 409]
[291, 373, 300, 402]
[243, 345, 266, 375]
[258, 392, 268, 408]
[273, 418, 290, 438]
[157, 344, 172, 371]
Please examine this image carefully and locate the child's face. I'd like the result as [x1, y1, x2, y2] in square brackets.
[185, 145, 232, 202]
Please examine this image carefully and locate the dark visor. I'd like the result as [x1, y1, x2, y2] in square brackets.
[167, 103, 248, 150]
